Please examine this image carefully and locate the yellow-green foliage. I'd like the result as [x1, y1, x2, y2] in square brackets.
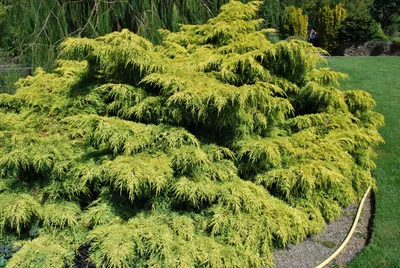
[5, 236, 74, 268]
[0, 194, 41, 235]
[281, 6, 309, 39]
[317, 4, 347, 52]
[0, 1, 383, 267]
[41, 202, 80, 228]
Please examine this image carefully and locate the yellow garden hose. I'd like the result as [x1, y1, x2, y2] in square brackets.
[315, 186, 372, 268]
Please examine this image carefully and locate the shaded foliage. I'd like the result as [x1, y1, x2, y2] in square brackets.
[371, 0, 400, 35]
[339, 12, 387, 42]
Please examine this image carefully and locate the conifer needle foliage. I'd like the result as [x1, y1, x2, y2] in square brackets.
[0, 1, 383, 267]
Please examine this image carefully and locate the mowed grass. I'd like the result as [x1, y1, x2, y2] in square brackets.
[327, 57, 400, 267]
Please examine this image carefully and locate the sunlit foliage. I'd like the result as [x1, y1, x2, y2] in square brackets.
[280, 6, 309, 39]
[317, 3, 347, 52]
[0, 1, 383, 267]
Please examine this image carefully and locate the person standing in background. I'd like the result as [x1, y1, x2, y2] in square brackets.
[308, 28, 318, 46]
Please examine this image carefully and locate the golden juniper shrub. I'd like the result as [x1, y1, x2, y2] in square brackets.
[5, 236, 74, 268]
[0, 1, 383, 267]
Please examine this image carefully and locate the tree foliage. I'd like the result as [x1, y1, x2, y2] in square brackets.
[371, 0, 400, 35]
[317, 3, 346, 51]
[259, 0, 282, 28]
[0, 1, 383, 267]
[280, 6, 309, 39]
[339, 12, 387, 42]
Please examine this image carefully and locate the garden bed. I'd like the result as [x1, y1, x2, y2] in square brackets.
[274, 192, 374, 267]
[334, 41, 400, 56]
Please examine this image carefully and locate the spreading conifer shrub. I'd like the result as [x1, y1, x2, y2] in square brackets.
[0, 1, 383, 267]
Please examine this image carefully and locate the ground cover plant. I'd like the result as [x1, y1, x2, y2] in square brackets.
[0, 1, 384, 267]
[328, 57, 400, 268]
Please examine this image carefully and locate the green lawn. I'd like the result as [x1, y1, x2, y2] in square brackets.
[327, 57, 400, 268]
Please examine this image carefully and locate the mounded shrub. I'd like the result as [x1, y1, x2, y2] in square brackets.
[0, 1, 383, 267]
[339, 12, 388, 42]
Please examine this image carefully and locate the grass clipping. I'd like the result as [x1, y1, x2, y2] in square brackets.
[0, 1, 383, 267]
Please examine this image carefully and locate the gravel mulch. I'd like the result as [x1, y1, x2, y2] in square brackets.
[274, 192, 373, 268]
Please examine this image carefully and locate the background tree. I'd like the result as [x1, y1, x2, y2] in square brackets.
[0, 3, 11, 49]
[339, 12, 387, 42]
[371, 0, 400, 35]
[0, 1, 383, 267]
[341, 0, 373, 16]
[259, 0, 282, 28]
[317, 3, 346, 52]
[281, 0, 374, 31]
[280, 6, 309, 39]
[281, 0, 343, 29]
